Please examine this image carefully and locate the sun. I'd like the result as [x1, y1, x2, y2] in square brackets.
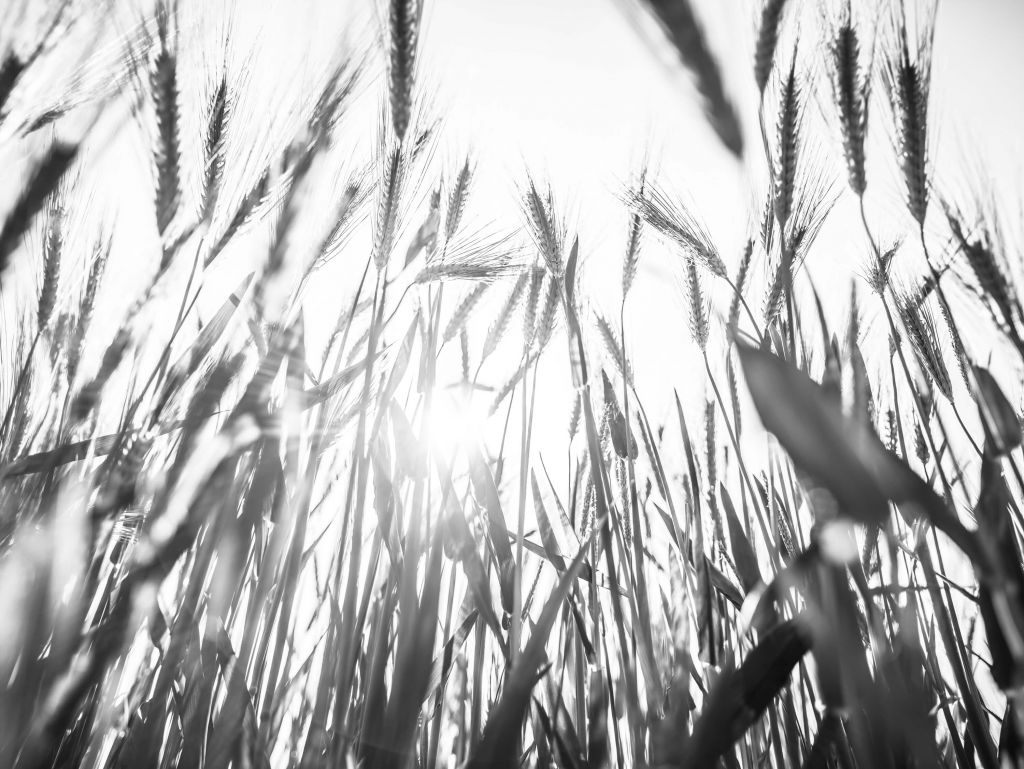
[420, 383, 491, 459]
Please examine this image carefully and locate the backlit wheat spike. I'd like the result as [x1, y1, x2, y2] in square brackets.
[69, 234, 110, 385]
[759, 189, 775, 255]
[459, 327, 470, 381]
[150, 12, 181, 238]
[935, 291, 971, 390]
[568, 390, 581, 440]
[944, 201, 1019, 336]
[622, 164, 647, 299]
[37, 198, 63, 330]
[785, 165, 837, 263]
[6, 365, 33, 459]
[208, 168, 271, 264]
[726, 350, 741, 435]
[884, 2, 935, 227]
[311, 57, 363, 141]
[885, 408, 898, 453]
[579, 471, 594, 538]
[763, 255, 787, 326]
[388, 0, 422, 143]
[773, 56, 801, 228]
[313, 180, 364, 268]
[684, 259, 709, 352]
[827, 5, 870, 196]
[403, 185, 439, 268]
[846, 282, 861, 351]
[488, 351, 538, 415]
[482, 270, 530, 362]
[373, 141, 406, 271]
[643, 0, 744, 157]
[523, 175, 562, 276]
[727, 238, 753, 336]
[595, 312, 633, 386]
[907, 264, 945, 311]
[703, 399, 717, 496]
[616, 457, 632, 546]
[867, 239, 902, 295]
[523, 265, 544, 344]
[913, 418, 929, 465]
[535, 273, 561, 350]
[628, 182, 726, 278]
[443, 282, 489, 343]
[413, 242, 520, 283]
[445, 157, 474, 242]
[896, 287, 952, 400]
[754, 0, 787, 95]
[203, 76, 229, 217]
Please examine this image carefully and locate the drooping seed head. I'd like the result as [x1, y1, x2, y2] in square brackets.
[627, 182, 726, 279]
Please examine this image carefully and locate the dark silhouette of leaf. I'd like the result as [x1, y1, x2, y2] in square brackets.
[720, 483, 762, 593]
[974, 366, 1022, 456]
[736, 342, 979, 562]
[656, 616, 812, 767]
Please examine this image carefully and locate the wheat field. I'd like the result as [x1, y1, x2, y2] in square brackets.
[0, 0, 1023, 767]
